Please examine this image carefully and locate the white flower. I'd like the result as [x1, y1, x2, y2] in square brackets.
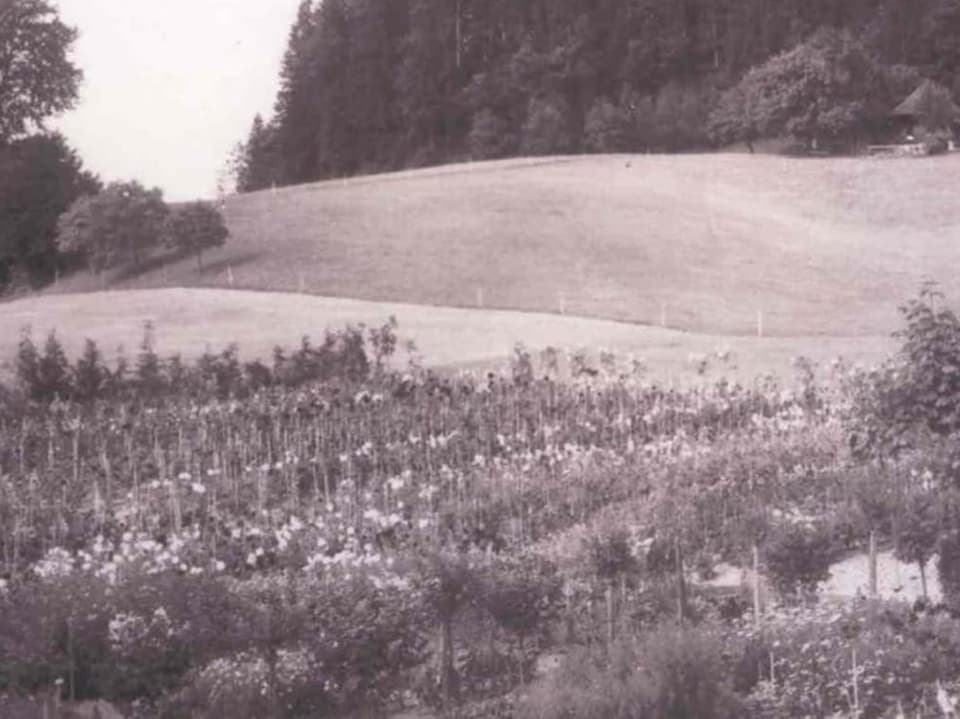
[191, 482, 206, 495]
[177, 472, 191, 481]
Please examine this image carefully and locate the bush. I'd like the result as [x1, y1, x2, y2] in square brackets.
[518, 627, 745, 719]
[763, 521, 837, 601]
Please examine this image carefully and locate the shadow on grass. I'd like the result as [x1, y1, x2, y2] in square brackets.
[111, 248, 193, 282]
[197, 251, 264, 277]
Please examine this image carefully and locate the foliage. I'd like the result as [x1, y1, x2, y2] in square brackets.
[237, 0, 960, 185]
[763, 520, 838, 601]
[709, 28, 891, 148]
[895, 490, 941, 598]
[162, 202, 229, 270]
[583, 99, 632, 153]
[55, 182, 169, 273]
[850, 286, 960, 460]
[468, 109, 516, 160]
[518, 627, 745, 719]
[10, 298, 960, 715]
[742, 600, 960, 718]
[0, 133, 100, 290]
[0, 1, 82, 142]
[520, 95, 575, 156]
[235, 114, 282, 193]
[12, 320, 397, 404]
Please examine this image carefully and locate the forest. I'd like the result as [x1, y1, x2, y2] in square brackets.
[235, 0, 960, 190]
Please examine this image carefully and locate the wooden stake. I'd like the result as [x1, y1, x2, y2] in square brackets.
[852, 649, 859, 714]
[753, 543, 761, 626]
[868, 531, 878, 597]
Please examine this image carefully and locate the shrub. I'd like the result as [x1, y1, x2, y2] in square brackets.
[518, 626, 745, 719]
[763, 521, 837, 601]
[477, 555, 563, 686]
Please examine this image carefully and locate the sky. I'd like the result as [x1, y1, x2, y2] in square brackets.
[52, 0, 302, 201]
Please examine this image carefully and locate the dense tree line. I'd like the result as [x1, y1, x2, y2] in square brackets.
[236, 0, 960, 191]
[0, 1, 97, 290]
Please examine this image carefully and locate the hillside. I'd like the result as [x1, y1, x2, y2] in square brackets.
[42, 153, 960, 337]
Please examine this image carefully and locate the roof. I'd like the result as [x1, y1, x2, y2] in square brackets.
[892, 79, 960, 122]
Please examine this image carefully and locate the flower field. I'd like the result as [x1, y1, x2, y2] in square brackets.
[3, 293, 960, 718]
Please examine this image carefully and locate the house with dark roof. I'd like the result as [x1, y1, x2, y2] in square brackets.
[890, 79, 960, 142]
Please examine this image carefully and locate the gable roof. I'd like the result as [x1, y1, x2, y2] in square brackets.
[892, 79, 960, 121]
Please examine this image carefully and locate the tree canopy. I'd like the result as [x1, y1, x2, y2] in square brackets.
[709, 29, 892, 148]
[163, 201, 229, 270]
[56, 181, 169, 274]
[0, 133, 99, 289]
[0, 0, 82, 143]
[234, 0, 960, 190]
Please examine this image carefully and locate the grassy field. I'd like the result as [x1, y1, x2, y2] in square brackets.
[40, 152, 960, 337]
[0, 288, 894, 385]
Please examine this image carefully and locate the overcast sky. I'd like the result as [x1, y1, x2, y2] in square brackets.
[52, 0, 302, 201]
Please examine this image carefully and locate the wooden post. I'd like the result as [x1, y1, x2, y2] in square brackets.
[476, 286, 484, 308]
[227, 266, 234, 286]
[558, 292, 566, 315]
[757, 311, 764, 338]
[852, 649, 859, 715]
[868, 531, 878, 597]
[606, 581, 616, 645]
[675, 537, 686, 625]
[660, 302, 667, 328]
[753, 543, 761, 626]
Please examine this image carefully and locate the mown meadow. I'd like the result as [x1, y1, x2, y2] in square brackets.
[3, 290, 960, 718]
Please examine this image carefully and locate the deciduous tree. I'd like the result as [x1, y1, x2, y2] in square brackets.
[0, 0, 82, 142]
[0, 133, 99, 289]
[163, 202, 228, 271]
[56, 181, 168, 274]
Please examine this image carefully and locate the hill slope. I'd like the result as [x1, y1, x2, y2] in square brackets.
[43, 153, 960, 336]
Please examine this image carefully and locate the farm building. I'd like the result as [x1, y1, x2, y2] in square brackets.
[890, 79, 960, 141]
[869, 79, 960, 155]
